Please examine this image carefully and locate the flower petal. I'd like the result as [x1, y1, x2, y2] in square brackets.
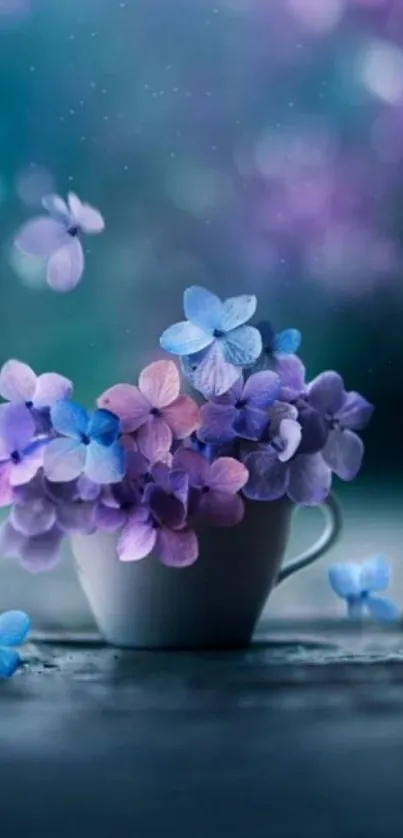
[277, 418, 302, 462]
[161, 395, 201, 439]
[220, 294, 257, 332]
[183, 286, 222, 332]
[19, 526, 63, 573]
[273, 328, 301, 355]
[56, 500, 96, 534]
[0, 462, 13, 507]
[15, 217, 67, 257]
[267, 401, 299, 434]
[137, 417, 172, 463]
[68, 193, 105, 233]
[97, 384, 150, 432]
[210, 457, 249, 495]
[11, 497, 56, 536]
[76, 474, 101, 501]
[322, 428, 364, 481]
[366, 596, 400, 623]
[197, 402, 236, 444]
[156, 527, 198, 567]
[50, 399, 88, 439]
[0, 402, 35, 452]
[222, 325, 262, 366]
[46, 238, 84, 292]
[287, 453, 331, 506]
[336, 391, 374, 431]
[360, 555, 390, 593]
[160, 321, 213, 356]
[233, 406, 271, 441]
[277, 355, 306, 401]
[328, 563, 362, 598]
[139, 360, 180, 409]
[199, 489, 244, 526]
[296, 405, 329, 455]
[0, 648, 20, 679]
[191, 341, 240, 398]
[10, 446, 44, 487]
[95, 504, 127, 532]
[87, 409, 120, 445]
[242, 370, 280, 409]
[117, 509, 156, 561]
[85, 440, 125, 485]
[42, 194, 70, 223]
[33, 373, 73, 408]
[146, 485, 187, 529]
[0, 520, 24, 558]
[0, 359, 37, 402]
[173, 448, 211, 487]
[44, 438, 86, 482]
[308, 371, 345, 416]
[242, 449, 288, 501]
[0, 611, 31, 646]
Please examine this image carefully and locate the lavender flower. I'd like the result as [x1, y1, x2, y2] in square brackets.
[0, 403, 46, 506]
[14, 192, 104, 292]
[173, 448, 249, 526]
[197, 371, 280, 444]
[0, 359, 72, 409]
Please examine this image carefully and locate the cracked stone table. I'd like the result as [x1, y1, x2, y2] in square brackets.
[2, 620, 403, 838]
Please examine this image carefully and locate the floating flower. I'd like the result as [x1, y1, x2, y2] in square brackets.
[308, 372, 374, 480]
[0, 610, 31, 679]
[14, 192, 105, 292]
[197, 371, 280, 444]
[160, 286, 262, 397]
[0, 403, 46, 506]
[328, 555, 400, 622]
[173, 448, 249, 526]
[97, 360, 200, 462]
[43, 400, 125, 484]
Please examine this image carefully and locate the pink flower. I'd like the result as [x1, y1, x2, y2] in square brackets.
[173, 448, 249, 526]
[97, 360, 201, 461]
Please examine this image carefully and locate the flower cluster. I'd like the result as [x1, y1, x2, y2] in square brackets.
[0, 286, 373, 572]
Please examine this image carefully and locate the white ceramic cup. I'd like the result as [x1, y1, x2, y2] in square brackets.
[71, 493, 342, 649]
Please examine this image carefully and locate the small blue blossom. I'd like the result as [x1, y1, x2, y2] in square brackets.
[0, 610, 31, 678]
[328, 555, 400, 622]
[43, 400, 125, 484]
[253, 321, 301, 372]
[160, 286, 262, 397]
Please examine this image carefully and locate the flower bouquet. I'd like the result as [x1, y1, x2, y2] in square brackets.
[0, 285, 372, 647]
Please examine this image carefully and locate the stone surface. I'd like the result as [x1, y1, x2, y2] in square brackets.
[1, 622, 403, 837]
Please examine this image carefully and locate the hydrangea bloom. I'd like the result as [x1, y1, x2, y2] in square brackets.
[15, 192, 104, 292]
[0, 284, 373, 574]
[0, 611, 31, 678]
[254, 321, 301, 371]
[329, 556, 400, 622]
[160, 286, 262, 397]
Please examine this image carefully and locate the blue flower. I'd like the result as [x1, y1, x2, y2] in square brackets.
[328, 555, 400, 622]
[0, 610, 31, 678]
[43, 400, 125, 484]
[160, 286, 262, 397]
[254, 321, 301, 371]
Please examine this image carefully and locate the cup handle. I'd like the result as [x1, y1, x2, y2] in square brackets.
[275, 492, 342, 586]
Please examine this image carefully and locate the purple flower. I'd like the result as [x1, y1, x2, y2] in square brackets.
[0, 518, 64, 573]
[160, 286, 262, 397]
[276, 354, 307, 402]
[95, 451, 149, 533]
[0, 403, 45, 506]
[197, 371, 280, 444]
[0, 359, 72, 409]
[43, 400, 125, 484]
[173, 448, 249, 526]
[308, 372, 374, 480]
[11, 471, 97, 537]
[14, 192, 105, 292]
[243, 417, 332, 505]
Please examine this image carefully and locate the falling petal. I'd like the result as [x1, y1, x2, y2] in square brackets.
[117, 508, 156, 561]
[85, 440, 125, 485]
[183, 285, 222, 332]
[0, 610, 31, 646]
[68, 193, 105, 233]
[50, 399, 88, 439]
[15, 217, 67, 257]
[156, 526, 198, 567]
[160, 320, 213, 356]
[322, 428, 364, 481]
[0, 648, 20, 679]
[33, 372, 73, 408]
[366, 596, 401, 623]
[360, 554, 390, 592]
[220, 294, 257, 332]
[139, 360, 180, 409]
[328, 563, 362, 598]
[46, 238, 84, 292]
[222, 325, 262, 367]
[44, 438, 86, 482]
[287, 453, 332, 506]
[308, 371, 346, 416]
[0, 359, 37, 403]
